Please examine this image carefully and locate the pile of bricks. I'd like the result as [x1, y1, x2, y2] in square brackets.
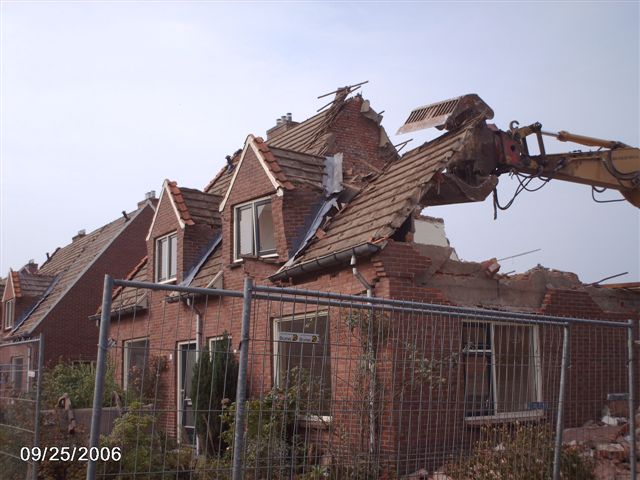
[563, 404, 640, 480]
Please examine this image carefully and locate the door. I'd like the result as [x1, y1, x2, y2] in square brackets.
[177, 342, 197, 445]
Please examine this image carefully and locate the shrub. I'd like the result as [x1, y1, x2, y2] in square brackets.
[190, 332, 237, 456]
[443, 423, 595, 480]
[124, 354, 166, 405]
[42, 361, 120, 409]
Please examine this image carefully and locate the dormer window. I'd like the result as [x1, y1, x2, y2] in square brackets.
[155, 232, 177, 282]
[3, 299, 14, 330]
[234, 198, 276, 261]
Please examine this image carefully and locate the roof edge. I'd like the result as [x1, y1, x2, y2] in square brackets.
[270, 242, 382, 281]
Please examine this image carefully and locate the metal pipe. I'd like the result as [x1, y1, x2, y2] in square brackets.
[232, 277, 253, 480]
[627, 319, 637, 480]
[552, 324, 570, 480]
[252, 285, 628, 328]
[31, 334, 44, 480]
[86, 275, 114, 480]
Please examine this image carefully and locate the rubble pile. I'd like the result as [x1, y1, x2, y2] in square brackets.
[563, 404, 640, 480]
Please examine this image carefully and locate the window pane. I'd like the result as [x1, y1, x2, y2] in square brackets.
[169, 234, 177, 278]
[464, 353, 492, 416]
[277, 315, 331, 416]
[494, 325, 536, 413]
[256, 202, 275, 254]
[463, 323, 490, 350]
[237, 206, 254, 256]
[11, 357, 24, 393]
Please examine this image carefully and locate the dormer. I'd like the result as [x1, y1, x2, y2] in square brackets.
[146, 180, 221, 284]
[2, 265, 55, 333]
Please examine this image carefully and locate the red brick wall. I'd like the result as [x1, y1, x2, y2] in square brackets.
[34, 205, 154, 366]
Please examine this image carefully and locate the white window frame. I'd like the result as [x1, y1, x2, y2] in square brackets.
[273, 311, 331, 422]
[3, 299, 15, 330]
[208, 334, 235, 354]
[155, 232, 178, 283]
[233, 197, 277, 262]
[463, 321, 543, 423]
[123, 337, 150, 391]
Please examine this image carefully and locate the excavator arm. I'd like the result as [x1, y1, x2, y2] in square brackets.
[398, 94, 640, 208]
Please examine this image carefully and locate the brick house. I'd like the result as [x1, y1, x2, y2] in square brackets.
[0, 196, 156, 397]
[106, 90, 639, 473]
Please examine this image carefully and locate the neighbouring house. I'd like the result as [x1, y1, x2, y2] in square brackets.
[104, 89, 640, 474]
[0, 194, 157, 398]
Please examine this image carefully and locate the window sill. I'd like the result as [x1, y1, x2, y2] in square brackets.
[464, 409, 544, 425]
[156, 278, 177, 285]
[298, 414, 332, 427]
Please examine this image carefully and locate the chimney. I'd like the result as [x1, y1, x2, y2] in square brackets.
[24, 259, 38, 273]
[72, 229, 86, 242]
[266, 113, 299, 140]
[138, 190, 158, 208]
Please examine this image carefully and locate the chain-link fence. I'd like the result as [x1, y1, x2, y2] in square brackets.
[0, 335, 44, 480]
[85, 276, 637, 480]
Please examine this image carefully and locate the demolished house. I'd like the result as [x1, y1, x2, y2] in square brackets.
[104, 88, 639, 475]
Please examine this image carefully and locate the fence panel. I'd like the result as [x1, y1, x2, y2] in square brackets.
[86, 276, 636, 480]
[0, 335, 44, 480]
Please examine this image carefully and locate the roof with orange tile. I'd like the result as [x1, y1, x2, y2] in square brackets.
[167, 181, 222, 228]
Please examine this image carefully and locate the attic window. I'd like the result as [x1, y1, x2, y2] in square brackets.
[155, 232, 177, 283]
[234, 198, 276, 261]
[3, 299, 14, 330]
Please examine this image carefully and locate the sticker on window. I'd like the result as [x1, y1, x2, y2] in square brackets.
[278, 332, 321, 344]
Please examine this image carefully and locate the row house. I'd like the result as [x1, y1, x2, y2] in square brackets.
[0, 196, 155, 398]
[105, 90, 639, 474]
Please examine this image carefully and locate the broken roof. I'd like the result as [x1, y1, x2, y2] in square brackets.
[11, 206, 149, 336]
[276, 122, 476, 276]
[103, 256, 149, 317]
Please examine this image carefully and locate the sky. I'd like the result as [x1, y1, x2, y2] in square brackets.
[1, 1, 638, 284]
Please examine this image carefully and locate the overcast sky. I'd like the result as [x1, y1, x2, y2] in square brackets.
[1, 1, 638, 284]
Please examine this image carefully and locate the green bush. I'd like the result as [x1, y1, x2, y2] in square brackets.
[42, 361, 120, 409]
[444, 423, 595, 480]
[218, 367, 320, 479]
[190, 332, 238, 456]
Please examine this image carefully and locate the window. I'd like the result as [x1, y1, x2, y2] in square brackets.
[10, 356, 24, 393]
[123, 338, 149, 391]
[3, 299, 15, 330]
[463, 322, 542, 420]
[274, 312, 331, 418]
[234, 198, 276, 261]
[155, 232, 177, 282]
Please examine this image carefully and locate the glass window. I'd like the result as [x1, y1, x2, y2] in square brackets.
[237, 205, 254, 256]
[256, 201, 275, 254]
[124, 338, 149, 391]
[155, 233, 177, 282]
[3, 299, 15, 330]
[463, 322, 540, 417]
[274, 313, 331, 417]
[234, 198, 276, 260]
[10, 356, 24, 393]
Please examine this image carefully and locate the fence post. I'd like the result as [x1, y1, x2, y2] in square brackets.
[86, 275, 114, 480]
[232, 276, 253, 480]
[31, 334, 44, 480]
[627, 319, 637, 480]
[552, 322, 570, 480]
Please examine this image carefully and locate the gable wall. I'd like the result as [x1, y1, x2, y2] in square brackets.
[148, 191, 184, 283]
[221, 147, 280, 265]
